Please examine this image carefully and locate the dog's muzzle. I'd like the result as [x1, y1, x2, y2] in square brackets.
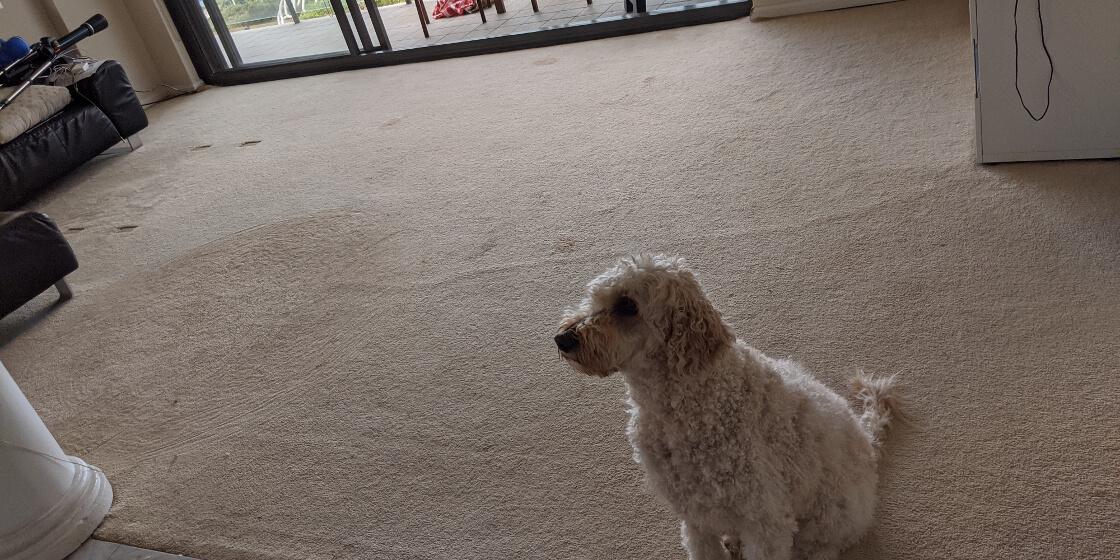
[554, 330, 579, 353]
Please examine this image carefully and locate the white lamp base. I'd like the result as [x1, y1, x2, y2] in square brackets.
[3, 456, 113, 560]
[0, 360, 114, 560]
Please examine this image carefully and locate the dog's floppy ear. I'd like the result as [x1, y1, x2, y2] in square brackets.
[645, 263, 732, 373]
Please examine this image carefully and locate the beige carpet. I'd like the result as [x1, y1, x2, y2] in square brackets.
[2, 0, 1119, 558]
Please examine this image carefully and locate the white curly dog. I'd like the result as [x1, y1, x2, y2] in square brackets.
[555, 255, 900, 560]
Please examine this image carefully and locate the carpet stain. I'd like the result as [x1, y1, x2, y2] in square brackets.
[758, 89, 782, 102]
[473, 239, 498, 258]
[533, 57, 558, 65]
[382, 117, 403, 128]
[553, 238, 579, 253]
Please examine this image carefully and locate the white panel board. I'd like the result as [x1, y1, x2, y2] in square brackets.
[972, 0, 1120, 162]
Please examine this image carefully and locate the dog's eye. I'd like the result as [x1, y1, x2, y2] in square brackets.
[613, 296, 638, 317]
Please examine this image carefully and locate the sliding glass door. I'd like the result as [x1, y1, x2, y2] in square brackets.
[166, 0, 752, 84]
[196, 0, 392, 67]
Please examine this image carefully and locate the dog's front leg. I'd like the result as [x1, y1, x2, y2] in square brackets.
[681, 521, 731, 560]
[739, 518, 794, 560]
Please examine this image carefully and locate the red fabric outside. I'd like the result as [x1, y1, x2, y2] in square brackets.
[431, 0, 479, 19]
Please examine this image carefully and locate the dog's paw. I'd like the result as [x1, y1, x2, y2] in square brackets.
[721, 536, 742, 559]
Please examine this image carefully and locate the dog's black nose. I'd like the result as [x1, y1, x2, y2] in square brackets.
[554, 330, 579, 353]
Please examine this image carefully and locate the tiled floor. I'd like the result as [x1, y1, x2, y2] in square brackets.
[227, 0, 697, 63]
[66, 539, 199, 560]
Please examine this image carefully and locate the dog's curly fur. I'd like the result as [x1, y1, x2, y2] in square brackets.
[556, 255, 900, 560]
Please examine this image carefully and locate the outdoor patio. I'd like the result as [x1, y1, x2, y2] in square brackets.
[227, 0, 697, 63]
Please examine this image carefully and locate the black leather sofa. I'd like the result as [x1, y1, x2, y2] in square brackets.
[0, 211, 77, 318]
[0, 60, 147, 210]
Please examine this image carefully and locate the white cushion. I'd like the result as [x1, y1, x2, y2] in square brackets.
[0, 85, 73, 145]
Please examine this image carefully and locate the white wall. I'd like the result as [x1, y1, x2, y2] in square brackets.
[128, 0, 201, 95]
[0, 0, 60, 39]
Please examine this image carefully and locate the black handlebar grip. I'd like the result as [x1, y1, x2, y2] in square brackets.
[86, 14, 109, 33]
[51, 14, 108, 53]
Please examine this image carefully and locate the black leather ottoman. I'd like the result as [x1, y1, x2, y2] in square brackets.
[0, 212, 77, 318]
[0, 60, 148, 210]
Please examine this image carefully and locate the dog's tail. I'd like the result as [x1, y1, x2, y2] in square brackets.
[851, 372, 903, 448]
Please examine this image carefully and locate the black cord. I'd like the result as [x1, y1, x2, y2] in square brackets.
[141, 90, 194, 108]
[1013, 0, 1053, 121]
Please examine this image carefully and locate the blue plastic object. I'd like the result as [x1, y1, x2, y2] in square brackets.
[0, 37, 31, 67]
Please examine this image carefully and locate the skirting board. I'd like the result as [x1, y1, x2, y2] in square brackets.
[750, 0, 898, 19]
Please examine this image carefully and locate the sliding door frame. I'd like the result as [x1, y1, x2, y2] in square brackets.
[164, 0, 751, 85]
